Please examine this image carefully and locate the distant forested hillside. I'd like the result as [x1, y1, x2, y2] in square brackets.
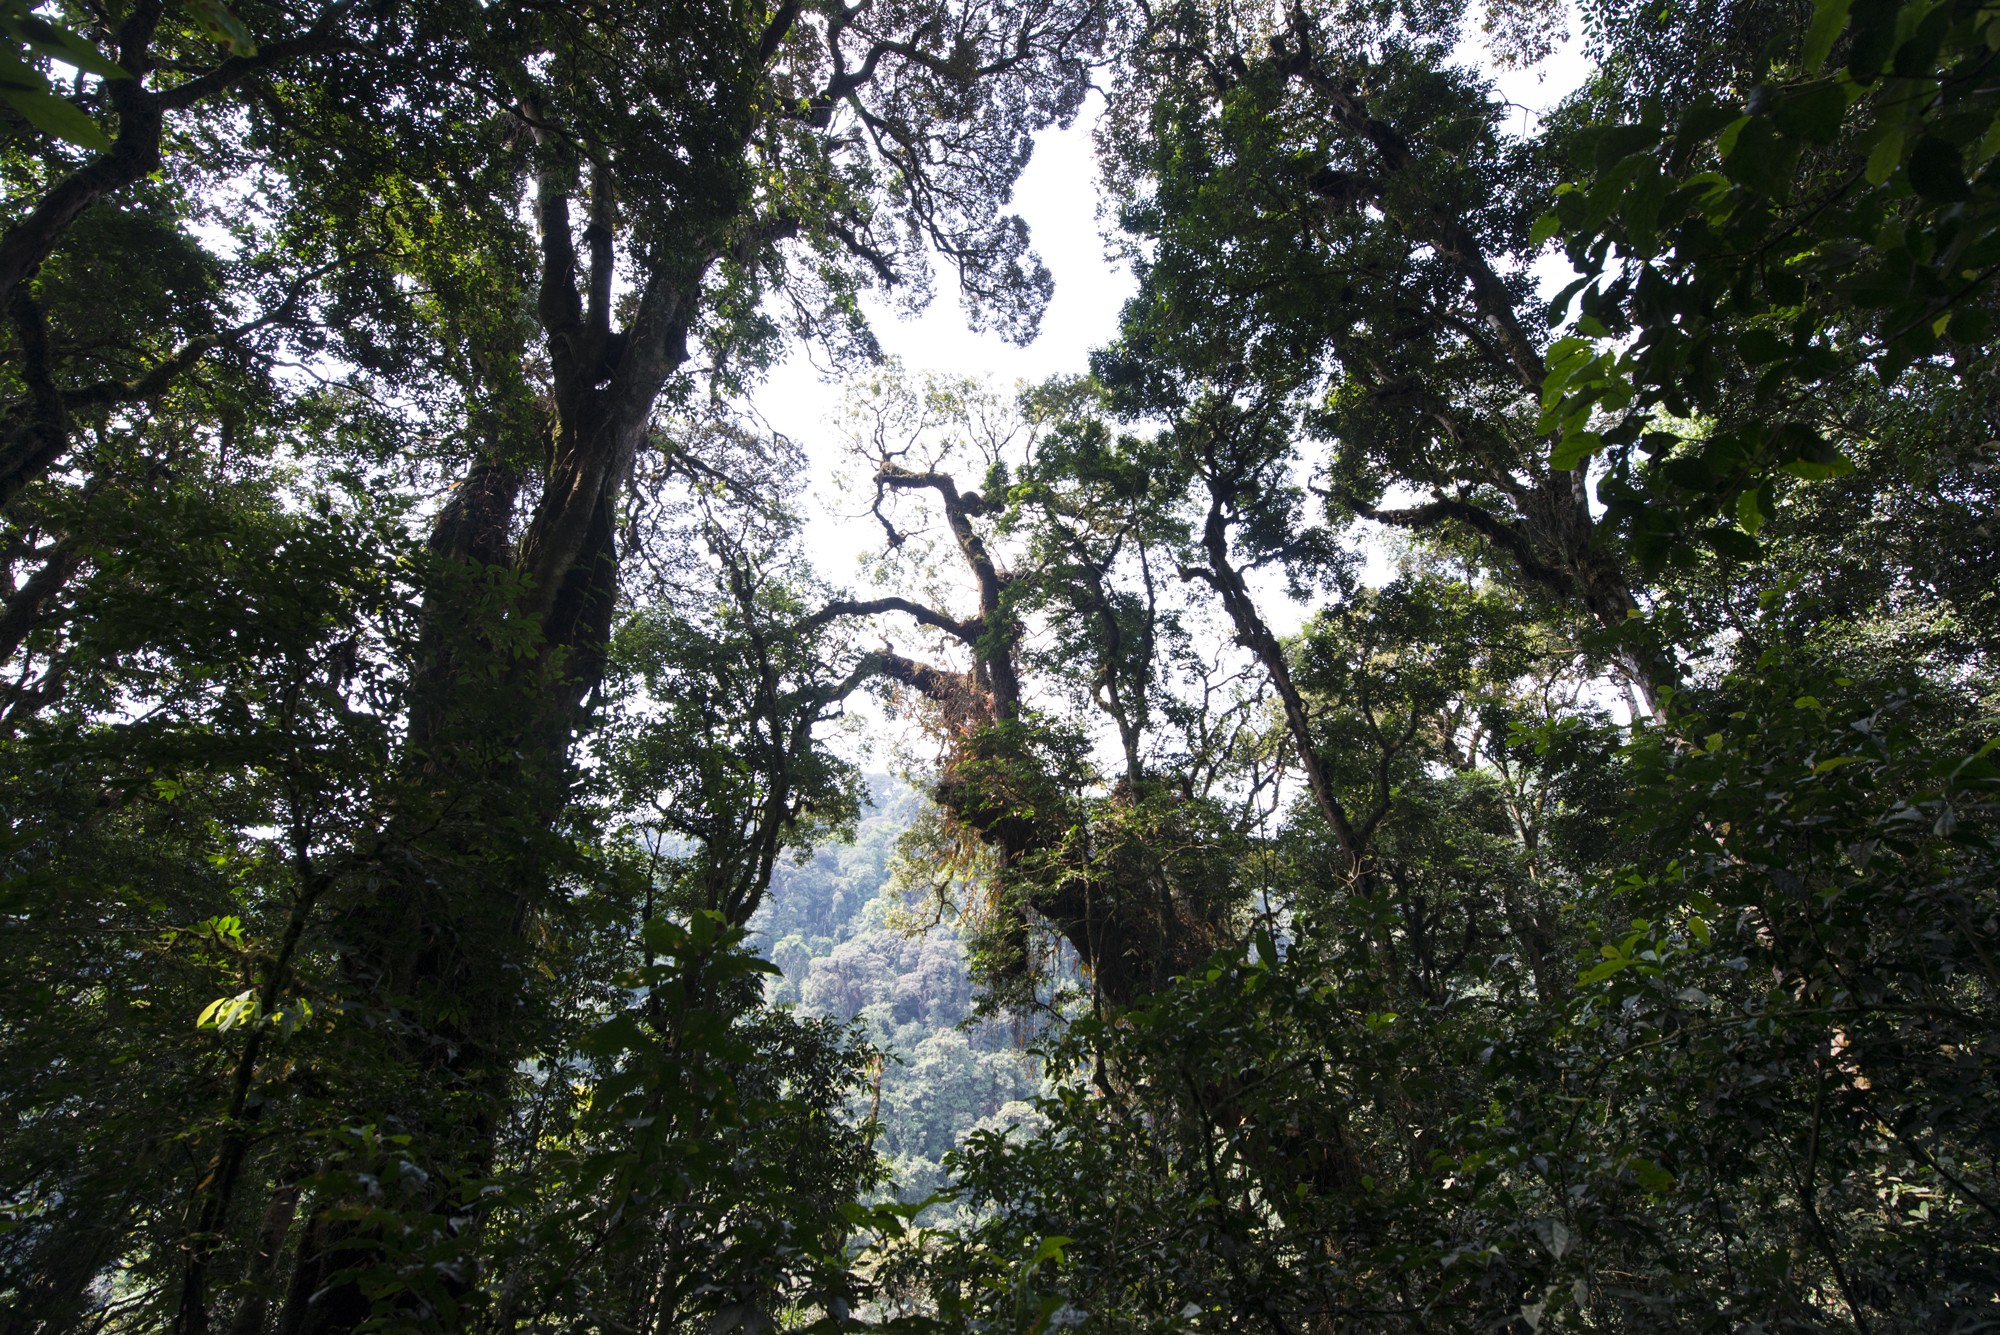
[753, 779, 1041, 1205]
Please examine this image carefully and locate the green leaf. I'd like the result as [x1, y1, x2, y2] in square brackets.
[1528, 210, 1563, 246]
[1551, 429, 1602, 472]
[197, 990, 261, 1032]
[1763, 265, 1807, 306]
[1029, 1235, 1073, 1265]
[188, 0, 258, 54]
[1579, 955, 1635, 984]
[1893, 2, 1952, 77]
[1803, 0, 1853, 69]
[1674, 99, 1743, 149]
[1738, 328, 1787, 364]
[1628, 1156, 1677, 1195]
[1715, 115, 1752, 158]
[1589, 122, 1663, 172]
[1846, 0, 1901, 76]
[1771, 80, 1851, 146]
[1705, 525, 1762, 562]
[1948, 307, 1993, 346]
[1865, 122, 1906, 184]
[1782, 452, 1854, 480]
[0, 86, 108, 150]
[205, 914, 245, 942]
[1773, 422, 1852, 480]
[1735, 486, 1765, 535]
[1975, 115, 2000, 167]
[1621, 164, 1671, 251]
[1721, 117, 1798, 191]
[11, 13, 128, 80]
[1908, 136, 1971, 201]
[1546, 274, 1594, 323]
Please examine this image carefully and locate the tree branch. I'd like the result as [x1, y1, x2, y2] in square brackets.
[0, 284, 73, 512]
[525, 94, 585, 397]
[876, 464, 1004, 608]
[0, 0, 355, 307]
[1348, 491, 1571, 597]
[0, 537, 81, 663]
[1272, 6, 1545, 393]
[802, 595, 980, 644]
[1196, 485, 1364, 874]
[58, 334, 220, 411]
[584, 161, 616, 344]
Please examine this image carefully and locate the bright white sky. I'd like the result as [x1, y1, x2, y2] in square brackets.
[757, 26, 1595, 577]
[753, 97, 1137, 579]
[753, 26, 1600, 759]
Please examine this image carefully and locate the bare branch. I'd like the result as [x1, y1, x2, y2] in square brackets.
[802, 595, 980, 644]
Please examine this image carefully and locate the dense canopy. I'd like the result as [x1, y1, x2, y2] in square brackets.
[2, 0, 1997, 1331]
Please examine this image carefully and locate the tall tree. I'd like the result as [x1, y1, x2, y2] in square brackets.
[3, 0, 1107, 1329]
[1092, 0, 1670, 704]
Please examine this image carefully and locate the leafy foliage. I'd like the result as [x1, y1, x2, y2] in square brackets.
[1541, 0, 2000, 566]
[3, 0, 1998, 1330]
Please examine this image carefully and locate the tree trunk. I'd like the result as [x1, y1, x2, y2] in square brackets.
[273, 273, 688, 1330]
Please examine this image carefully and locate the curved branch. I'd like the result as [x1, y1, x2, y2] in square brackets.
[753, 0, 803, 68]
[59, 258, 327, 411]
[58, 334, 220, 412]
[802, 595, 980, 644]
[876, 464, 1004, 607]
[0, 1, 355, 308]
[1196, 484, 1364, 874]
[873, 462, 1021, 714]
[153, 26, 352, 112]
[846, 647, 965, 702]
[1348, 492, 1571, 597]
[0, 538, 80, 664]
[825, 216, 898, 284]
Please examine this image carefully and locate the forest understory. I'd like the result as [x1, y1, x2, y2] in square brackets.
[3, 0, 1999, 1330]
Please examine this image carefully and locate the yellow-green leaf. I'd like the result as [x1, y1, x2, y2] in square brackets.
[1736, 486, 1764, 535]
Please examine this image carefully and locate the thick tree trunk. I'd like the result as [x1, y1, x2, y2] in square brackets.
[271, 199, 705, 1320]
[267, 124, 729, 1320]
